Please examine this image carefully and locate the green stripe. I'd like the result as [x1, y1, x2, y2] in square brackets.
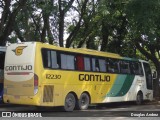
[106, 75, 127, 97]
[116, 75, 135, 96]
[105, 74, 135, 97]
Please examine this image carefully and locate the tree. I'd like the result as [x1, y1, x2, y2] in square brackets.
[58, 0, 75, 47]
[127, 0, 160, 99]
[99, 1, 130, 54]
[37, 0, 55, 43]
[65, 0, 90, 48]
[0, 0, 27, 45]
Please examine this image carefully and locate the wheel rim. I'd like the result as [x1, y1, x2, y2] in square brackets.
[66, 97, 74, 107]
[64, 93, 75, 111]
[137, 93, 143, 105]
[79, 93, 89, 110]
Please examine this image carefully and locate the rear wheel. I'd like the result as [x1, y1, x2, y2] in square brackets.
[136, 92, 143, 105]
[63, 93, 76, 112]
[76, 93, 90, 110]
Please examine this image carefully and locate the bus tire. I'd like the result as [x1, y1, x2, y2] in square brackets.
[76, 92, 90, 110]
[63, 93, 76, 112]
[136, 91, 143, 105]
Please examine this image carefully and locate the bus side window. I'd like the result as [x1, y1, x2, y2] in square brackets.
[76, 55, 84, 71]
[120, 61, 130, 74]
[61, 54, 75, 70]
[99, 59, 106, 72]
[107, 58, 119, 73]
[143, 63, 152, 90]
[92, 58, 99, 72]
[84, 57, 91, 71]
[42, 49, 59, 69]
[131, 62, 143, 75]
[51, 51, 59, 68]
[42, 49, 49, 68]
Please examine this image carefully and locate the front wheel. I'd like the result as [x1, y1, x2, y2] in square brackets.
[63, 93, 76, 112]
[76, 93, 90, 110]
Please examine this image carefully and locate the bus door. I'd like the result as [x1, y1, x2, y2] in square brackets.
[143, 63, 153, 90]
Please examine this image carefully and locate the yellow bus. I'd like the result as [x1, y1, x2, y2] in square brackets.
[3, 42, 153, 111]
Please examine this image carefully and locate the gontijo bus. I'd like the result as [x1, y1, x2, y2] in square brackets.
[0, 46, 6, 102]
[3, 42, 153, 111]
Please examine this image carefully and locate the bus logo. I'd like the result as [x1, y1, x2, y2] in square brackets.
[12, 46, 27, 56]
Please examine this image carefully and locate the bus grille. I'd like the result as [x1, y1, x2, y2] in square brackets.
[43, 85, 54, 102]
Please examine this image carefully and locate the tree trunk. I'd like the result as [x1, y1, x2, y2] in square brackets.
[86, 36, 97, 50]
[100, 20, 109, 51]
[58, 0, 75, 47]
[0, 0, 27, 46]
[65, 0, 88, 48]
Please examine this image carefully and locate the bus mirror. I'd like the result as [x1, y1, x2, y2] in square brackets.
[152, 71, 157, 79]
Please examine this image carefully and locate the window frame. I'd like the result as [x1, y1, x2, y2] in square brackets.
[84, 56, 91, 71]
[41, 48, 145, 76]
[41, 48, 59, 69]
[106, 58, 120, 74]
[130, 61, 144, 75]
[60, 53, 76, 70]
[119, 60, 131, 74]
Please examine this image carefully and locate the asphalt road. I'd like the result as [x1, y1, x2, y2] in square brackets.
[0, 101, 160, 118]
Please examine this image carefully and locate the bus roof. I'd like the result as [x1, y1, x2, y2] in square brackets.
[9, 42, 142, 61]
[76, 48, 120, 57]
[36, 42, 121, 59]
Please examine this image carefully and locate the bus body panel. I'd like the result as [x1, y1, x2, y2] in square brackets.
[102, 75, 153, 103]
[40, 71, 118, 104]
[4, 42, 36, 97]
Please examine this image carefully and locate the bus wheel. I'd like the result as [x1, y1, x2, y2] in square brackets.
[136, 92, 143, 105]
[63, 93, 76, 112]
[77, 93, 90, 110]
